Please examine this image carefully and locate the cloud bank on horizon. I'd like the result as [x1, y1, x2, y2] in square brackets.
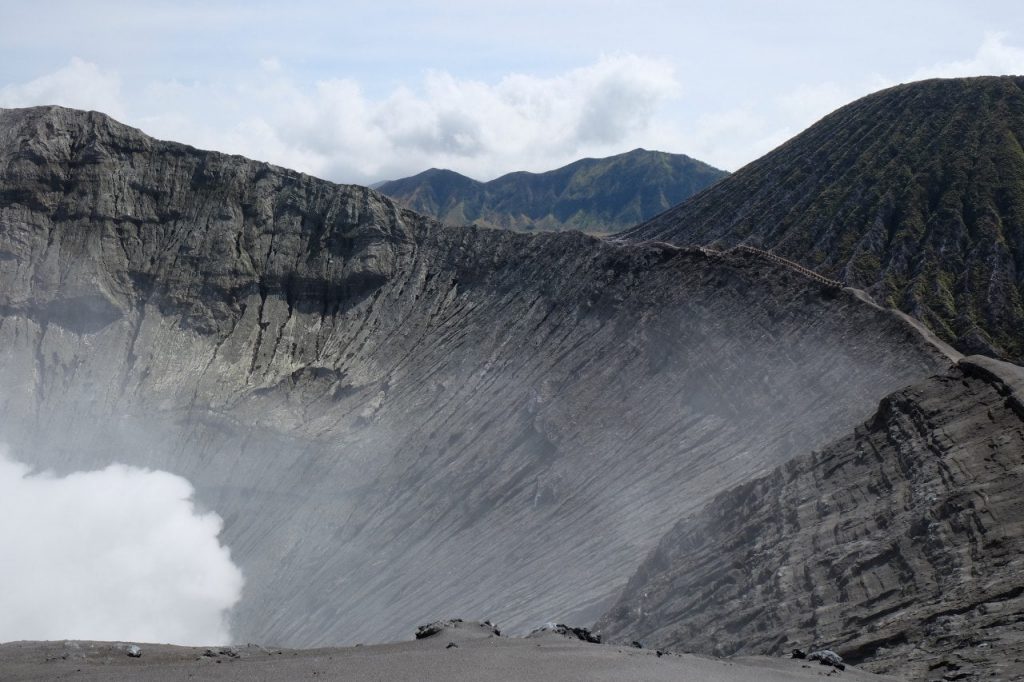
[0, 448, 243, 645]
[0, 10, 1022, 184]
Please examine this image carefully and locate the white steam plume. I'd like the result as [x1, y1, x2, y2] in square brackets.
[0, 446, 243, 644]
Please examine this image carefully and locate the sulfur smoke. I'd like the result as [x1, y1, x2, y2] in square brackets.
[0, 445, 244, 645]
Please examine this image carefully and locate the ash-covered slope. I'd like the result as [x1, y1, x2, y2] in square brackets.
[596, 356, 1024, 678]
[0, 629, 897, 682]
[377, 149, 727, 233]
[623, 77, 1024, 362]
[0, 106, 952, 647]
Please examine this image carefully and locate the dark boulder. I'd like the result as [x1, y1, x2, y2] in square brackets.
[415, 619, 464, 639]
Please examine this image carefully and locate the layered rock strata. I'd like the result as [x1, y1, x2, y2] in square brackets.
[597, 356, 1024, 679]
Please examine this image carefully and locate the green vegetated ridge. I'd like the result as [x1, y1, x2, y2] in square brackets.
[624, 76, 1024, 362]
[377, 149, 727, 234]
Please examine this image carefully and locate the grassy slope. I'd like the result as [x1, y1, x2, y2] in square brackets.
[625, 77, 1024, 361]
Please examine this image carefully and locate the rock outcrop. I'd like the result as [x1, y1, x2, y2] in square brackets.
[415, 619, 500, 640]
[596, 356, 1024, 679]
[527, 624, 601, 643]
[621, 77, 1024, 363]
[0, 106, 953, 647]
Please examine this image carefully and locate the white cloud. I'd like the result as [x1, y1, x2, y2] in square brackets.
[688, 33, 1024, 171]
[0, 447, 243, 645]
[778, 81, 861, 128]
[2, 33, 1023, 183]
[247, 53, 681, 181]
[0, 54, 679, 183]
[911, 32, 1024, 80]
[0, 57, 124, 118]
[675, 107, 780, 171]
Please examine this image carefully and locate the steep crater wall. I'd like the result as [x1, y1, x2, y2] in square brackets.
[596, 356, 1024, 678]
[0, 106, 954, 646]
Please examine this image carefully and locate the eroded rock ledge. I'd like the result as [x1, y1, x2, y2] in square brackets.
[597, 356, 1024, 678]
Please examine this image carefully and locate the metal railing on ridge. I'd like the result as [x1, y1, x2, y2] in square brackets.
[636, 241, 844, 289]
[734, 245, 843, 288]
[692, 242, 843, 288]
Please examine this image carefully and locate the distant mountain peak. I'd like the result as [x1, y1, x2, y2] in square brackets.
[377, 149, 727, 234]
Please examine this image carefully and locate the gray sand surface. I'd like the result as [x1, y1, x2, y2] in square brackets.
[0, 623, 897, 681]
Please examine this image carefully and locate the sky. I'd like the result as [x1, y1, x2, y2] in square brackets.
[0, 1, 1023, 184]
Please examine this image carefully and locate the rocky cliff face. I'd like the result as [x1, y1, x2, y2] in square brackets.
[622, 77, 1024, 363]
[596, 356, 1024, 679]
[0, 106, 953, 647]
[377, 149, 727, 233]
